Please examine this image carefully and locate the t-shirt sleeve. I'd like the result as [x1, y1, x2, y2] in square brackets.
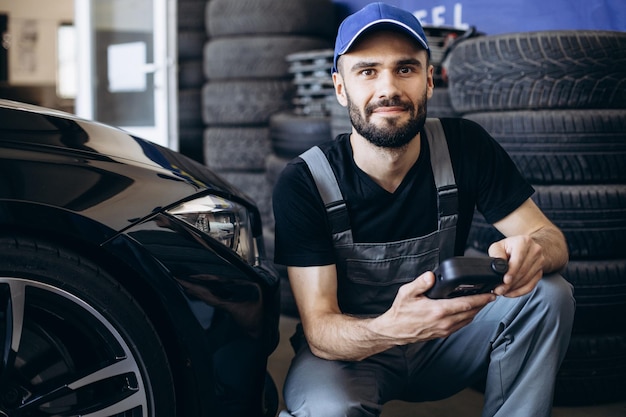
[272, 158, 336, 267]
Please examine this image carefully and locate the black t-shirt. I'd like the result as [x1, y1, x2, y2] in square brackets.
[272, 118, 534, 267]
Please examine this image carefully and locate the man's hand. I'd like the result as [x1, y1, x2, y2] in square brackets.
[291, 265, 496, 361]
[370, 272, 496, 346]
[489, 198, 569, 298]
[488, 235, 545, 297]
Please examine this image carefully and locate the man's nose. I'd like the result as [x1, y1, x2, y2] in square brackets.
[375, 71, 402, 100]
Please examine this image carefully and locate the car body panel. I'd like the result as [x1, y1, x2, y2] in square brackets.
[0, 99, 280, 416]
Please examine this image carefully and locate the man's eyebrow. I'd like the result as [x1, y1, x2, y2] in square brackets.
[350, 61, 380, 72]
[349, 58, 424, 72]
[397, 58, 424, 67]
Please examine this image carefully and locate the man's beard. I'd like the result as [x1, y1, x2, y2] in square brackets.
[347, 91, 427, 149]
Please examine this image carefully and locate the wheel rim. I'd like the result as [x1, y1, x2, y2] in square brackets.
[0, 277, 149, 417]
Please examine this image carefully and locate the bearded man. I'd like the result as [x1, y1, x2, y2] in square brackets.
[272, 3, 575, 417]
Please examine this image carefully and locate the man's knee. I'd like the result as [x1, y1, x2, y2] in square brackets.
[533, 273, 576, 326]
[282, 346, 380, 417]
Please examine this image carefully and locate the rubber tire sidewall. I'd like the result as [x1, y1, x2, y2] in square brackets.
[0, 235, 176, 416]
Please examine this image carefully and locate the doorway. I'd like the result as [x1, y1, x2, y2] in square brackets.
[74, 0, 178, 149]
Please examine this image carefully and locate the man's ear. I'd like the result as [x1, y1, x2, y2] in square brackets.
[426, 64, 435, 100]
[332, 71, 348, 107]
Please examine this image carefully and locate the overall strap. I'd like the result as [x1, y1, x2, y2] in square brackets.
[423, 118, 459, 262]
[299, 146, 351, 234]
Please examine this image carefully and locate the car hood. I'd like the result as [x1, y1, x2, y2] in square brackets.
[0, 100, 252, 233]
[0, 100, 237, 191]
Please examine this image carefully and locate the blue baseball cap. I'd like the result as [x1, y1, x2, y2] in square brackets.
[332, 2, 430, 73]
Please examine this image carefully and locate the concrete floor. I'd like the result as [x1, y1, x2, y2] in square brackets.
[268, 315, 626, 417]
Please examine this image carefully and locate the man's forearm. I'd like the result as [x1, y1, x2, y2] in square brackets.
[303, 312, 396, 361]
[531, 225, 569, 274]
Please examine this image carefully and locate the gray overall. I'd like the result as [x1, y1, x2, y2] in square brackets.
[279, 119, 575, 417]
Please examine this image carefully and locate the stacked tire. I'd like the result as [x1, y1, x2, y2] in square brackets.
[446, 30, 626, 406]
[203, 0, 335, 229]
[266, 49, 335, 193]
[268, 49, 335, 161]
[177, 0, 209, 163]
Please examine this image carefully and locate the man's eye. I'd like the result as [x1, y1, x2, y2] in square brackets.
[361, 69, 374, 76]
[398, 67, 412, 74]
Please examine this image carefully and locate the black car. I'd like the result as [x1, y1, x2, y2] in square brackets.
[0, 99, 281, 417]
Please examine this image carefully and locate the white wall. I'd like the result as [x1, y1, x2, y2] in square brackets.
[0, 0, 74, 85]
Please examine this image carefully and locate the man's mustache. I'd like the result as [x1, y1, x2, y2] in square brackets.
[365, 99, 414, 116]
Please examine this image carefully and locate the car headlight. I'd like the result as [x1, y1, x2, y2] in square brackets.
[167, 195, 257, 265]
